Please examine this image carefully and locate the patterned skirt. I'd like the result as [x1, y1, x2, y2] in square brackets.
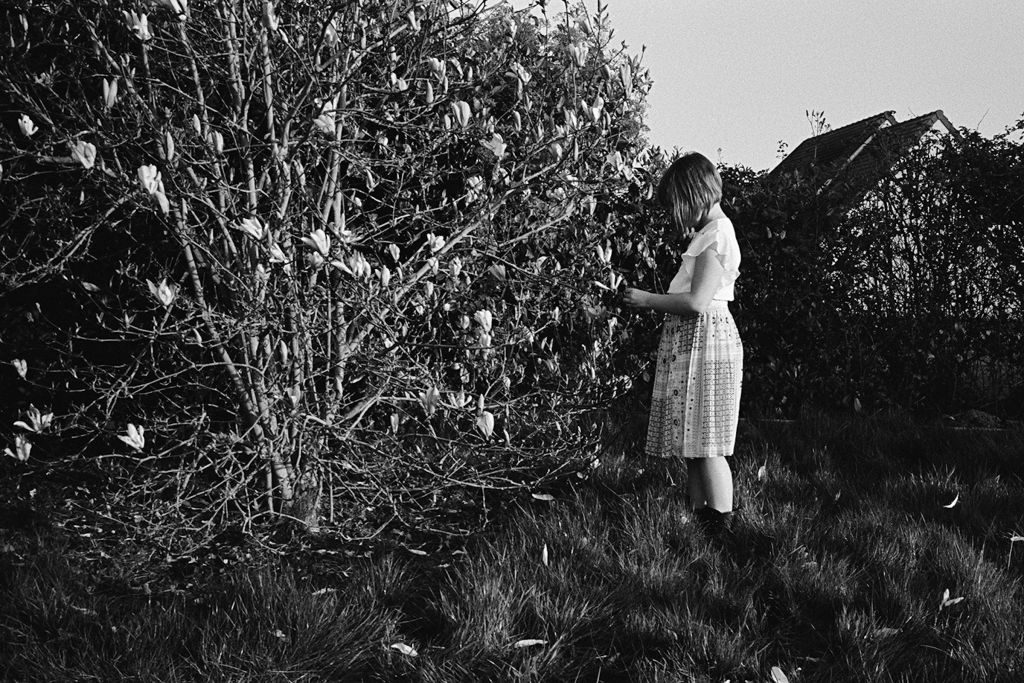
[645, 300, 743, 459]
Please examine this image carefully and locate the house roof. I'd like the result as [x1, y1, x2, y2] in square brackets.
[769, 111, 898, 180]
[768, 110, 959, 199]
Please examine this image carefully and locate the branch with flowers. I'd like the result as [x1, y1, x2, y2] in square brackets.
[0, 0, 666, 541]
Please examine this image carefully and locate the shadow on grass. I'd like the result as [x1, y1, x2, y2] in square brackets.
[3, 412, 1024, 681]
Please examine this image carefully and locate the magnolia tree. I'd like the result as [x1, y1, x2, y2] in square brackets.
[1, 0, 666, 534]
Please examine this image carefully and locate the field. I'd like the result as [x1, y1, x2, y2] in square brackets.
[3, 413, 1023, 682]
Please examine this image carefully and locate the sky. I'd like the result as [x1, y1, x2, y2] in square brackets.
[514, 0, 1024, 171]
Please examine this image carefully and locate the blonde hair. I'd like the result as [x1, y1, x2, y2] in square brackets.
[656, 152, 722, 229]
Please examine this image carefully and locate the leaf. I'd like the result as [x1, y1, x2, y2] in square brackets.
[390, 643, 418, 657]
[942, 492, 959, 508]
[513, 639, 547, 648]
[770, 666, 790, 683]
[407, 548, 428, 556]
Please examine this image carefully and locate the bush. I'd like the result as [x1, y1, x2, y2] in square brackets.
[0, 0, 670, 538]
[724, 124, 1024, 418]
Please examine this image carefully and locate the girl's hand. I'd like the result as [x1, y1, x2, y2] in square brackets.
[620, 287, 649, 309]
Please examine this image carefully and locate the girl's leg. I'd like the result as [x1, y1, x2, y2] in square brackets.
[685, 458, 706, 510]
[701, 456, 733, 512]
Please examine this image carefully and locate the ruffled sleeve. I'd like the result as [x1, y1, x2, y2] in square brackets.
[682, 220, 740, 276]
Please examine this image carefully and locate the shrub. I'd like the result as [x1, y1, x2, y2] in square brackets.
[0, 0, 670, 536]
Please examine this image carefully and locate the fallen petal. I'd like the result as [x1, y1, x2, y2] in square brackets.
[390, 643, 418, 657]
[512, 639, 547, 648]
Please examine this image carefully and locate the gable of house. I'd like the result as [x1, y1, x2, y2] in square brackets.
[769, 110, 959, 212]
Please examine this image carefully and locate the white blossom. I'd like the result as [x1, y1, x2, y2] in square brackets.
[118, 423, 146, 451]
[123, 10, 152, 41]
[18, 114, 37, 137]
[5, 435, 31, 462]
[147, 278, 178, 307]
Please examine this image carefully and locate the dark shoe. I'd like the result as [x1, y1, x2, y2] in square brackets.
[694, 507, 735, 539]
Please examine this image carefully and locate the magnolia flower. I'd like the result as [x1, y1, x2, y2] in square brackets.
[378, 266, 391, 287]
[511, 111, 522, 131]
[70, 140, 96, 169]
[313, 96, 338, 135]
[582, 95, 604, 123]
[123, 10, 152, 41]
[306, 251, 325, 269]
[147, 278, 178, 307]
[425, 233, 445, 253]
[388, 244, 401, 262]
[476, 411, 495, 439]
[583, 194, 597, 216]
[550, 142, 564, 162]
[474, 309, 493, 332]
[301, 228, 330, 257]
[450, 101, 471, 129]
[423, 281, 434, 298]
[418, 387, 440, 417]
[450, 257, 463, 279]
[427, 257, 439, 275]
[209, 130, 224, 154]
[489, 264, 506, 281]
[563, 108, 579, 131]
[324, 18, 339, 46]
[480, 133, 507, 159]
[156, 0, 188, 19]
[13, 405, 53, 433]
[102, 78, 118, 109]
[12, 359, 27, 379]
[388, 73, 408, 92]
[18, 114, 37, 137]
[268, 242, 287, 264]
[118, 423, 146, 451]
[237, 217, 265, 240]
[136, 165, 170, 214]
[163, 131, 175, 162]
[507, 61, 531, 84]
[137, 164, 161, 194]
[466, 175, 484, 202]
[459, 314, 470, 330]
[406, 8, 421, 31]
[446, 389, 471, 409]
[425, 57, 445, 78]
[478, 331, 492, 350]
[619, 63, 633, 99]
[5, 435, 31, 462]
[595, 242, 612, 264]
[567, 44, 588, 68]
[348, 251, 371, 279]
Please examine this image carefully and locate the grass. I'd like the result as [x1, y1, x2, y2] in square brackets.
[3, 413, 1024, 681]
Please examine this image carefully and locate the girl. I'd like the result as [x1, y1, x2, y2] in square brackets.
[622, 152, 743, 534]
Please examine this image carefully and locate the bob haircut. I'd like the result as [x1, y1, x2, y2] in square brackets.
[656, 152, 722, 229]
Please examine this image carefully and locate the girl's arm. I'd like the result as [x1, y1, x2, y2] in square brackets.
[622, 248, 724, 315]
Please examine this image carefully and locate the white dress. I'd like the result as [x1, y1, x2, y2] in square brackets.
[644, 217, 744, 459]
